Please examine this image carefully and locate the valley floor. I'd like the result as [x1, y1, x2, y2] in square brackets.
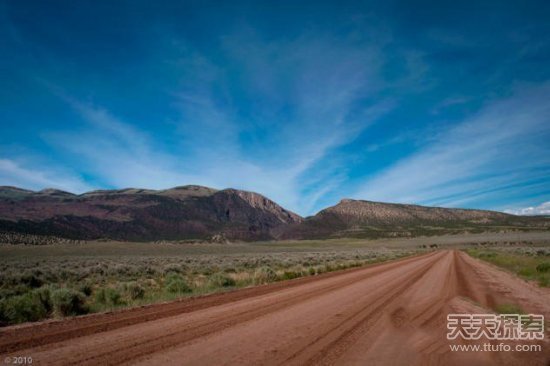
[1, 248, 550, 365]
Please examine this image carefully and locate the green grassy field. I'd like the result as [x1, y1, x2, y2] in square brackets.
[466, 246, 550, 287]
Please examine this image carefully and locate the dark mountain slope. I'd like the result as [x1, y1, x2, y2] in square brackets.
[0, 186, 302, 241]
[1, 186, 547, 242]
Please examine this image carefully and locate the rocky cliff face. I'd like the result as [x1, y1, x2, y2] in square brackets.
[223, 189, 302, 224]
[0, 186, 303, 241]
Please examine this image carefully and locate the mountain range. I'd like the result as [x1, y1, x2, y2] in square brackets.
[0, 185, 548, 242]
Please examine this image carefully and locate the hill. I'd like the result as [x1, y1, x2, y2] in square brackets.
[0, 185, 302, 241]
[279, 199, 549, 239]
[0, 186, 547, 242]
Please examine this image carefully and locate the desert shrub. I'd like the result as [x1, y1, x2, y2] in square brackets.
[0, 291, 49, 324]
[105, 288, 122, 305]
[79, 282, 93, 297]
[280, 270, 301, 281]
[324, 263, 335, 272]
[33, 286, 53, 313]
[0, 284, 30, 299]
[163, 263, 183, 274]
[538, 275, 549, 287]
[536, 262, 550, 273]
[0, 289, 15, 301]
[51, 288, 88, 316]
[165, 273, 191, 293]
[495, 303, 524, 315]
[126, 282, 145, 300]
[94, 288, 107, 304]
[94, 287, 123, 306]
[517, 268, 535, 277]
[253, 266, 278, 284]
[207, 272, 235, 288]
[58, 269, 75, 281]
[20, 271, 44, 288]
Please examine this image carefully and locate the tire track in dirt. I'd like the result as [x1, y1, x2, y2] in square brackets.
[281, 252, 445, 366]
[322, 250, 550, 366]
[58, 253, 444, 366]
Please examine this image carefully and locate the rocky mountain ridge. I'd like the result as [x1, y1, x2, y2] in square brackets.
[0, 186, 547, 241]
[0, 185, 302, 241]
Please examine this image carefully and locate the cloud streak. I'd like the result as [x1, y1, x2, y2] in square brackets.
[0, 158, 90, 193]
[28, 31, 392, 215]
[355, 83, 550, 208]
[2, 3, 548, 217]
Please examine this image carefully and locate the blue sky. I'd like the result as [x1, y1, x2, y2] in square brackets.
[0, 0, 549, 216]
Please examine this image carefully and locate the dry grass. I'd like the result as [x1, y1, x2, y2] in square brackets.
[2, 231, 548, 326]
[466, 246, 550, 287]
[0, 240, 421, 326]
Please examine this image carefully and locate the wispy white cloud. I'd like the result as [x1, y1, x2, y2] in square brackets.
[46, 100, 204, 190]
[2, 1, 549, 220]
[0, 158, 90, 192]
[162, 31, 393, 213]
[41, 94, 326, 213]
[354, 82, 550, 207]
[41, 31, 390, 214]
[505, 202, 550, 216]
[0, 26, 439, 215]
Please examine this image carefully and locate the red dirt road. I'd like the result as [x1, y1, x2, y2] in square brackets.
[1, 250, 549, 365]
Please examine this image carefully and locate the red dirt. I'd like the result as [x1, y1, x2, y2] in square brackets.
[1, 250, 549, 365]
